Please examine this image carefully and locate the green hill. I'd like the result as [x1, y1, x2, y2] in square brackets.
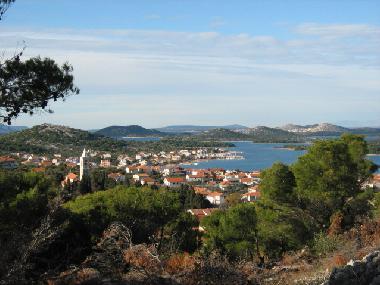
[95, 125, 165, 137]
[194, 127, 304, 143]
[0, 124, 128, 155]
[194, 128, 252, 140]
[243, 126, 304, 142]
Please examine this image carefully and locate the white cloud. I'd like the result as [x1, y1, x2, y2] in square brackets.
[1, 24, 379, 128]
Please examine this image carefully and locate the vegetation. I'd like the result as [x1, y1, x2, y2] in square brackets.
[0, 124, 233, 155]
[0, 0, 79, 125]
[368, 140, 380, 154]
[0, 134, 379, 283]
[95, 125, 166, 138]
[193, 127, 305, 143]
[281, 144, 309, 151]
[202, 203, 258, 259]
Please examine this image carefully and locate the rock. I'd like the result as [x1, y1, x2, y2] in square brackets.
[323, 250, 380, 285]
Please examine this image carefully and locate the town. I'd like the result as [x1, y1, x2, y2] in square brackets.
[0, 146, 263, 212]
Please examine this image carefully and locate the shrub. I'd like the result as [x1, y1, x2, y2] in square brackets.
[312, 232, 343, 256]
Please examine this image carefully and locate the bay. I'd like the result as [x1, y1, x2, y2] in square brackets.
[184, 141, 380, 172]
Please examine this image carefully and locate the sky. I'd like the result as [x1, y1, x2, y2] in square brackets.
[1, 0, 380, 129]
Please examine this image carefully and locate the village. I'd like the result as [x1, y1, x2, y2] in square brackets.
[0, 146, 262, 210]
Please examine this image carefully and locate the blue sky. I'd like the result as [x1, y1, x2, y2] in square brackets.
[1, 0, 380, 128]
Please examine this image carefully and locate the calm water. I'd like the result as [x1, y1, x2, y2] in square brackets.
[185, 141, 380, 172]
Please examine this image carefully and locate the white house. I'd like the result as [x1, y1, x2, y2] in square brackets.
[206, 192, 225, 205]
[163, 177, 186, 187]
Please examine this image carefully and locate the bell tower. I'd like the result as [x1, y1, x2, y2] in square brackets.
[80, 148, 89, 181]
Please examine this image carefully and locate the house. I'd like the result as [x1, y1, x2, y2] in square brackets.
[373, 174, 380, 189]
[61, 172, 79, 187]
[241, 191, 261, 202]
[0, 156, 18, 169]
[107, 173, 125, 182]
[102, 153, 112, 159]
[126, 165, 139, 174]
[240, 177, 254, 186]
[218, 181, 231, 191]
[194, 187, 209, 195]
[206, 192, 225, 205]
[163, 177, 186, 187]
[187, 208, 218, 221]
[140, 177, 156, 186]
[133, 173, 150, 182]
[186, 173, 205, 183]
[100, 159, 111, 168]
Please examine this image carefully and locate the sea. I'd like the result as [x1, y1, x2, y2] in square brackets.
[122, 138, 380, 173]
[183, 141, 380, 173]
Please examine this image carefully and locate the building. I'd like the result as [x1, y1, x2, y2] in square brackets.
[206, 192, 225, 205]
[140, 177, 156, 186]
[241, 191, 261, 202]
[80, 148, 90, 181]
[61, 172, 79, 187]
[107, 173, 125, 182]
[133, 173, 150, 182]
[100, 159, 111, 168]
[163, 177, 186, 187]
[0, 156, 18, 169]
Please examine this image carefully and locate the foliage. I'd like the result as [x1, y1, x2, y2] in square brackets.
[95, 125, 166, 137]
[368, 140, 380, 155]
[193, 127, 305, 143]
[292, 135, 375, 227]
[64, 186, 182, 243]
[0, 0, 14, 21]
[165, 212, 199, 253]
[260, 162, 296, 203]
[256, 200, 315, 258]
[0, 124, 235, 155]
[202, 203, 258, 259]
[171, 185, 212, 210]
[0, 57, 79, 124]
[312, 232, 344, 256]
[224, 192, 242, 207]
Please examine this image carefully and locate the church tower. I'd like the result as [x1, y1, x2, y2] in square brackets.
[80, 148, 89, 181]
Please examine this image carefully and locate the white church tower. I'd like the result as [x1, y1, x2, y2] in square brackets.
[80, 148, 89, 181]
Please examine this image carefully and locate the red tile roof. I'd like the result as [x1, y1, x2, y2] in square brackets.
[165, 177, 185, 183]
[0, 156, 15, 163]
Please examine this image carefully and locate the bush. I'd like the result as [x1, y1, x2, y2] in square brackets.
[312, 232, 343, 256]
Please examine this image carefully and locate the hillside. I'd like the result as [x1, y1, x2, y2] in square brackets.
[96, 125, 165, 137]
[156, 124, 248, 133]
[280, 123, 348, 134]
[194, 128, 253, 141]
[236, 126, 304, 142]
[280, 123, 380, 136]
[0, 124, 128, 154]
[0, 125, 28, 135]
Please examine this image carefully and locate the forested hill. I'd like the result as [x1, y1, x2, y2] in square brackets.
[0, 124, 128, 154]
[95, 125, 166, 138]
[194, 128, 252, 141]
[195, 127, 305, 143]
[0, 124, 234, 155]
[241, 126, 304, 142]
